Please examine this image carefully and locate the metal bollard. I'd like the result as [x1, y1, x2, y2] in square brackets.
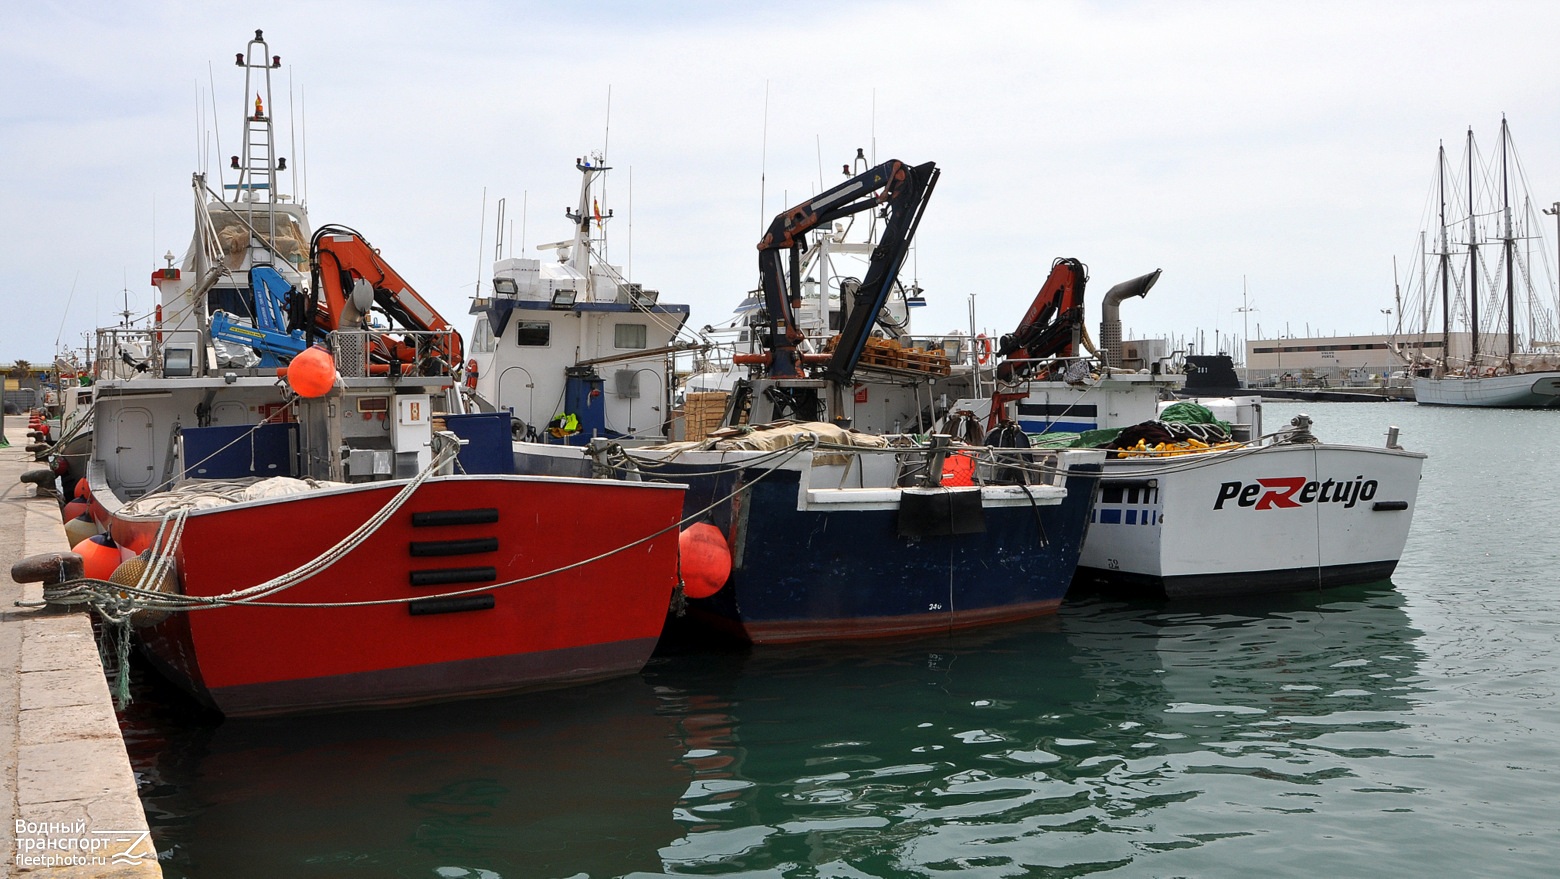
[11, 551, 85, 586]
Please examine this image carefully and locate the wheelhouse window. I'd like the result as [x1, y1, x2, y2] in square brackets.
[471, 318, 496, 353]
[615, 323, 647, 349]
[515, 321, 550, 346]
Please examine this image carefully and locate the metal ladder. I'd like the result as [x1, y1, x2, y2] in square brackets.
[228, 29, 281, 205]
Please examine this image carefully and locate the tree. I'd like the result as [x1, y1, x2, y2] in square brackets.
[8, 360, 30, 379]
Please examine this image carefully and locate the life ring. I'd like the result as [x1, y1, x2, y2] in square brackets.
[976, 334, 992, 365]
[465, 358, 479, 389]
[1484, 366, 1496, 377]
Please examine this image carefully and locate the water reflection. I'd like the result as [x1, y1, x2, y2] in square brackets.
[126, 585, 1426, 877]
[645, 584, 1426, 876]
[125, 675, 688, 879]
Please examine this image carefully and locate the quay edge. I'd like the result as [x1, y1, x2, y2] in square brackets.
[2, 415, 161, 878]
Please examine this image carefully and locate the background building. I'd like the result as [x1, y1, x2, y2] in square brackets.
[1244, 332, 1472, 386]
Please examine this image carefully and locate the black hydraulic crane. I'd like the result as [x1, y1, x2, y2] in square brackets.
[750, 158, 939, 385]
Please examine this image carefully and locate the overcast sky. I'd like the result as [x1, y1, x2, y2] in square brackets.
[5, 0, 1560, 364]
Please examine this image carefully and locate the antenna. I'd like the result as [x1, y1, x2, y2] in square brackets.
[494, 198, 506, 263]
[871, 88, 877, 165]
[600, 87, 613, 265]
[602, 85, 612, 161]
[628, 166, 634, 280]
[300, 86, 309, 205]
[816, 134, 824, 191]
[208, 62, 225, 194]
[521, 191, 528, 253]
[288, 67, 299, 202]
[759, 80, 769, 234]
[475, 187, 487, 298]
[120, 270, 133, 328]
[54, 272, 80, 354]
[194, 80, 202, 175]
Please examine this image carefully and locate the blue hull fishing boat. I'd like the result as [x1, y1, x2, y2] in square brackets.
[637, 427, 1102, 642]
[629, 155, 1103, 643]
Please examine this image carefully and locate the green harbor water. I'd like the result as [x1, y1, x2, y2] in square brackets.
[122, 402, 1560, 878]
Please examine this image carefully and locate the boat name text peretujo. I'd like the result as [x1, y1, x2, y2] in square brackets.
[1213, 476, 1378, 510]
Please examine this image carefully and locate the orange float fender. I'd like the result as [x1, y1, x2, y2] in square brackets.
[61, 499, 89, 523]
[283, 345, 338, 398]
[76, 535, 122, 581]
[679, 523, 732, 599]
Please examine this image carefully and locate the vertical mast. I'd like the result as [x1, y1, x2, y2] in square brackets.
[565, 158, 608, 300]
[1437, 142, 1451, 371]
[233, 30, 282, 237]
[1501, 117, 1516, 365]
[1466, 127, 1480, 368]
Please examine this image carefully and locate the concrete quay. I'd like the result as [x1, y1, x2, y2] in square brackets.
[1, 416, 161, 877]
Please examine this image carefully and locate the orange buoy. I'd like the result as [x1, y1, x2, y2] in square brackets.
[61, 499, 89, 523]
[679, 523, 732, 599]
[74, 480, 91, 500]
[941, 451, 977, 487]
[285, 345, 338, 398]
[77, 535, 122, 581]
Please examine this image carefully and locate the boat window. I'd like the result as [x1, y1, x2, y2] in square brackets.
[615, 323, 647, 349]
[515, 321, 550, 346]
[207, 284, 256, 320]
[471, 318, 495, 353]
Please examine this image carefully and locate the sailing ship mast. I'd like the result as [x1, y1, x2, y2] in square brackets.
[1437, 142, 1450, 373]
[1467, 126, 1479, 368]
[1501, 117, 1517, 366]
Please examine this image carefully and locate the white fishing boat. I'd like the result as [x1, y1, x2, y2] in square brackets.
[466, 155, 698, 455]
[1397, 118, 1560, 408]
[947, 259, 1426, 599]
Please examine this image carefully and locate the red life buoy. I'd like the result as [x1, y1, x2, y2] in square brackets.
[465, 359, 479, 390]
[976, 334, 992, 365]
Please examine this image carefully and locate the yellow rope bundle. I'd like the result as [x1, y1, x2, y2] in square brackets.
[1115, 439, 1243, 458]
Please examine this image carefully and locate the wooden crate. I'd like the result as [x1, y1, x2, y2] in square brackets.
[684, 391, 730, 441]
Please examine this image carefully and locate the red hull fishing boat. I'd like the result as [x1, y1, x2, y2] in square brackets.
[113, 475, 683, 716]
[60, 31, 686, 716]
